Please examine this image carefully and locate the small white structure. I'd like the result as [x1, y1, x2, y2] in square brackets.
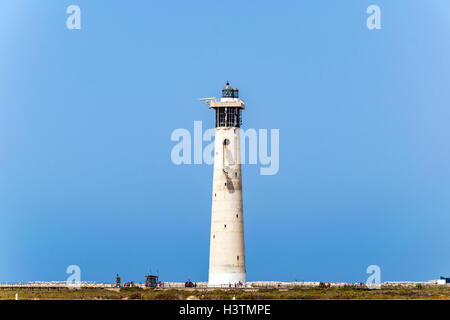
[429, 279, 446, 285]
[204, 83, 246, 286]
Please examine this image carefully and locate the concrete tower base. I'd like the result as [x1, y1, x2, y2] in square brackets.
[208, 273, 246, 287]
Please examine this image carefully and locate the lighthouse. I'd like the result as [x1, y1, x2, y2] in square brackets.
[205, 83, 246, 286]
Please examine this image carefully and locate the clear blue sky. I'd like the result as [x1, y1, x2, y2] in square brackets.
[1, 0, 449, 283]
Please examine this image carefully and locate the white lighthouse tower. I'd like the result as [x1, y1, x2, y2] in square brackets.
[205, 83, 246, 286]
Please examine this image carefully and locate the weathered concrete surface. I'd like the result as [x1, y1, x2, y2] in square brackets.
[209, 126, 246, 286]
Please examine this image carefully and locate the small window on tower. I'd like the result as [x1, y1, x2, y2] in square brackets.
[224, 224, 227, 228]
[236, 214, 239, 218]
[235, 172, 237, 177]
[213, 235, 215, 239]
[237, 256, 239, 261]
[225, 183, 227, 186]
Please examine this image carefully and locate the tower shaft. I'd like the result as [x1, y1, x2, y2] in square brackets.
[209, 127, 246, 285]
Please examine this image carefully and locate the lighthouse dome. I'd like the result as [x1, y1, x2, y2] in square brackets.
[222, 82, 233, 91]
